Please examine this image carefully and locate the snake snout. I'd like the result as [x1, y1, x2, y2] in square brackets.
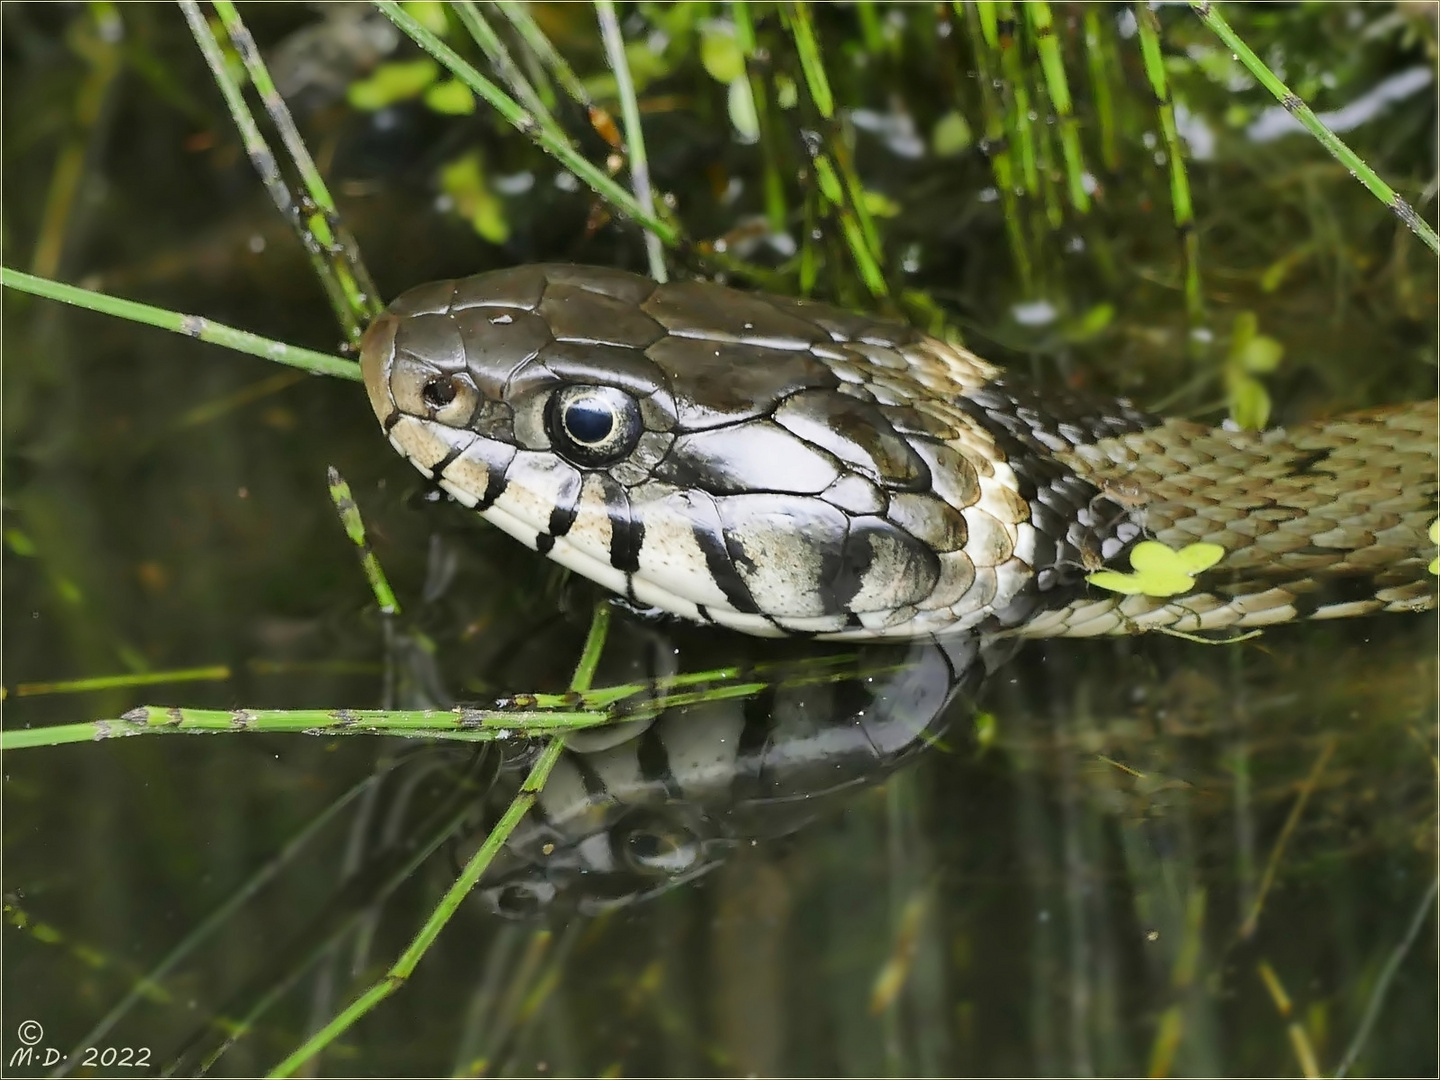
[359, 312, 400, 427]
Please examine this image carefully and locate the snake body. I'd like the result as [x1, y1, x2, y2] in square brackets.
[470, 635, 987, 916]
[360, 264, 1437, 641]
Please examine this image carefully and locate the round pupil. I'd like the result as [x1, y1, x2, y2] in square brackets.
[564, 399, 615, 444]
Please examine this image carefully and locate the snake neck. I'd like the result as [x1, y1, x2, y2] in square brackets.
[1013, 399, 1439, 638]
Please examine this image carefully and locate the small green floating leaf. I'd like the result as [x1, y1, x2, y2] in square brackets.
[4, 527, 36, 557]
[700, 21, 746, 84]
[775, 73, 799, 110]
[1237, 334, 1283, 375]
[1088, 540, 1225, 598]
[1227, 371, 1272, 431]
[402, 0, 448, 35]
[440, 151, 510, 245]
[1223, 311, 1283, 430]
[931, 110, 973, 157]
[1066, 302, 1115, 343]
[862, 190, 901, 218]
[727, 77, 759, 143]
[424, 79, 475, 116]
[1429, 519, 1438, 575]
[348, 58, 439, 111]
[973, 711, 997, 751]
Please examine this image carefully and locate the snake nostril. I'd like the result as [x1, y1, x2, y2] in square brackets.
[421, 376, 458, 409]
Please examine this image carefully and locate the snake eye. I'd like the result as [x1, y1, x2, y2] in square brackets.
[421, 376, 458, 409]
[546, 385, 642, 468]
[617, 817, 703, 877]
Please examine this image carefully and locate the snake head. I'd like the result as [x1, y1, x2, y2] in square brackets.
[361, 264, 1047, 639]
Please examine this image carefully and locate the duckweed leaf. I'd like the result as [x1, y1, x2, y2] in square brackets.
[727, 78, 759, 143]
[701, 22, 745, 84]
[932, 110, 973, 157]
[424, 79, 475, 116]
[1227, 370, 1272, 430]
[1429, 519, 1438, 575]
[440, 151, 510, 245]
[402, 0, 448, 35]
[1088, 540, 1225, 597]
[348, 58, 439, 110]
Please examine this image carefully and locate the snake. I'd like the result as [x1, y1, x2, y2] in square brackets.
[360, 263, 1437, 642]
[464, 633, 991, 916]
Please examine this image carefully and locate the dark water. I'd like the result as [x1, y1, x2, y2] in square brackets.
[4, 4, 1435, 1077]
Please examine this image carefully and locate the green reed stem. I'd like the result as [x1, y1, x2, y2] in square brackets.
[211, 0, 382, 325]
[782, 3, 834, 118]
[569, 603, 612, 694]
[960, 1, 1033, 290]
[1024, 2, 1089, 213]
[494, 0, 594, 111]
[1082, 6, 1119, 174]
[197, 766, 487, 1074]
[326, 467, 401, 615]
[31, 4, 121, 280]
[807, 149, 889, 297]
[52, 771, 384, 1075]
[1333, 874, 1440, 1077]
[595, 0, 668, 282]
[1, 268, 361, 381]
[0, 707, 608, 751]
[266, 736, 566, 1078]
[11, 665, 231, 698]
[1135, 4, 1204, 330]
[374, 0, 678, 246]
[732, 2, 789, 234]
[178, 2, 367, 343]
[451, 0, 559, 137]
[1188, 1, 1436, 254]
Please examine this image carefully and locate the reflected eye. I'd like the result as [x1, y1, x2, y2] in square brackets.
[483, 878, 557, 919]
[421, 376, 458, 409]
[545, 385, 642, 468]
[618, 821, 702, 877]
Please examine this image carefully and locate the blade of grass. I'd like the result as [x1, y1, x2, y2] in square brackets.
[1082, 7, 1119, 174]
[31, 4, 122, 279]
[451, 1, 567, 144]
[983, 3, 1040, 196]
[732, 2, 789, 235]
[1256, 959, 1322, 1078]
[959, 1, 1033, 290]
[12, 665, 230, 697]
[210, 0, 383, 327]
[265, 736, 567, 1078]
[1, 267, 361, 381]
[373, 0, 678, 246]
[568, 602, 611, 695]
[1332, 875, 1440, 1078]
[0, 706, 608, 750]
[1188, 0, 1436, 254]
[1136, 3, 1204, 332]
[326, 467, 401, 616]
[595, 1, 668, 282]
[1023, 2, 1090, 213]
[171, 756, 493, 1074]
[50, 769, 388, 1076]
[781, 2, 833, 118]
[1238, 736, 1336, 939]
[178, 1, 367, 343]
[494, 0, 594, 112]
